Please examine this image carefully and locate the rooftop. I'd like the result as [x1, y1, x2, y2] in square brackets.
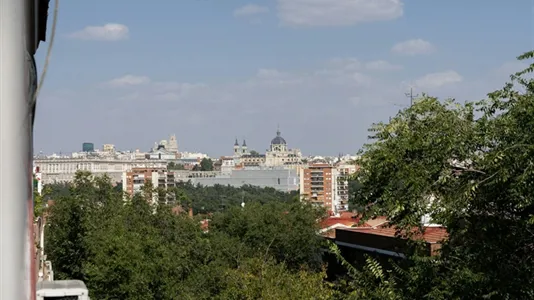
[345, 224, 448, 244]
[36, 280, 87, 291]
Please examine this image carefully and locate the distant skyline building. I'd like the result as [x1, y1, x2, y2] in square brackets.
[82, 142, 94, 152]
[34, 158, 167, 185]
[167, 134, 179, 153]
[185, 168, 299, 192]
[153, 134, 179, 153]
[102, 144, 115, 153]
[233, 127, 302, 168]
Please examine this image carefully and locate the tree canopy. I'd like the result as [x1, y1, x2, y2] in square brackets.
[350, 51, 534, 299]
[200, 158, 214, 171]
[45, 172, 333, 299]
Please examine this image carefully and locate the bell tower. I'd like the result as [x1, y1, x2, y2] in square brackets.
[233, 138, 240, 157]
[242, 139, 248, 155]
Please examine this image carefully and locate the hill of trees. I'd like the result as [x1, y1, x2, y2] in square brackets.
[42, 51, 534, 299]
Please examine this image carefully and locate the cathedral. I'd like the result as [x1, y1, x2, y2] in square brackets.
[233, 128, 302, 168]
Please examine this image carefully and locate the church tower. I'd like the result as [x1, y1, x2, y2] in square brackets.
[242, 139, 248, 155]
[233, 138, 241, 157]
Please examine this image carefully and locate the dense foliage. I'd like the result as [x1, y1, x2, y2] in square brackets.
[350, 51, 534, 299]
[177, 181, 299, 213]
[45, 172, 332, 299]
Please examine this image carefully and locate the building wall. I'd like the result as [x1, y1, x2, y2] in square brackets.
[264, 149, 302, 167]
[34, 158, 167, 185]
[188, 169, 299, 192]
[333, 164, 357, 212]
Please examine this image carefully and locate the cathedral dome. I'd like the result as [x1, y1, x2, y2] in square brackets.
[271, 129, 287, 145]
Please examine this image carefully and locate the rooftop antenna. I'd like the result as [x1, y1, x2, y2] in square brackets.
[405, 87, 419, 107]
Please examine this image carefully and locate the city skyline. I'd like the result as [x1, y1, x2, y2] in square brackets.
[34, 0, 531, 155]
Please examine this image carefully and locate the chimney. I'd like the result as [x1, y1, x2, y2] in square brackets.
[188, 207, 193, 217]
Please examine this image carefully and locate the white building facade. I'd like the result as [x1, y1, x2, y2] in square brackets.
[34, 158, 167, 185]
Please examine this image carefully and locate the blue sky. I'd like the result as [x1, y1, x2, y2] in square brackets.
[34, 0, 533, 156]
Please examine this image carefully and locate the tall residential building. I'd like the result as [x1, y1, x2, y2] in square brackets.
[333, 164, 358, 213]
[122, 167, 176, 204]
[299, 163, 335, 211]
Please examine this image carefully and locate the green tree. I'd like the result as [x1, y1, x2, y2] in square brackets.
[348, 51, 534, 299]
[168, 162, 185, 170]
[209, 201, 326, 270]
[249, 150, 260, 156]
[200, 158, 214, 171]
[46, 171, 119, 281]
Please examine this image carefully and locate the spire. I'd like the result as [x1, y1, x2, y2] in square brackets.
[234, 137, 239, 146]
[276, 124, 281, 137]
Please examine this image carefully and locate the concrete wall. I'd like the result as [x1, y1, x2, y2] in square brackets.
[188, 169, 299, 192]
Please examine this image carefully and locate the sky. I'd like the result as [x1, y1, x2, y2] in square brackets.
[34, 0, 534, 157]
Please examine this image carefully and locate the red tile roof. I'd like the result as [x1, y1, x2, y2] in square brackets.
[320, 213, 386, 230]
[347, 225, 448, 244]
[320, 214, 360, 228]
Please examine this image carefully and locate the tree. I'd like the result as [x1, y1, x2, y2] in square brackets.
[348, 51, 534, 299]
[200, 158, 214, 171]
[249, 150, 260, 156]
[209, 201, 327, 270]
[168, 162, 185, 170]
[347, 178, 363, 211]
[174, 181, 299, 215]
[46, 171, 121, 281]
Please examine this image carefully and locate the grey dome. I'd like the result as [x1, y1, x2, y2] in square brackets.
[271, 129, 287, 145]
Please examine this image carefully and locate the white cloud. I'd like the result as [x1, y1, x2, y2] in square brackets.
[326, 58, 362, 71]
[68, 23, 129, 41]
[234, 4, 270, 17]
[106, 75, 151, 87]
[365, 60, 403, 71]
[391, 39, 435, 56]
[104, 76, 207, 102]
[277, 0, 403, 27]
[414, 71, 463, 89]
[256, 69, 291, 78]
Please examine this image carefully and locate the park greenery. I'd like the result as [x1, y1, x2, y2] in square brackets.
[42, 51, 534, 299]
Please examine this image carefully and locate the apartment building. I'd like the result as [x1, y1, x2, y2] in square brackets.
[122, 167, 176, 204]
[334, 164, 358, 213]
[300, 163, 335, 211]
[300, 163, 358, 214]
